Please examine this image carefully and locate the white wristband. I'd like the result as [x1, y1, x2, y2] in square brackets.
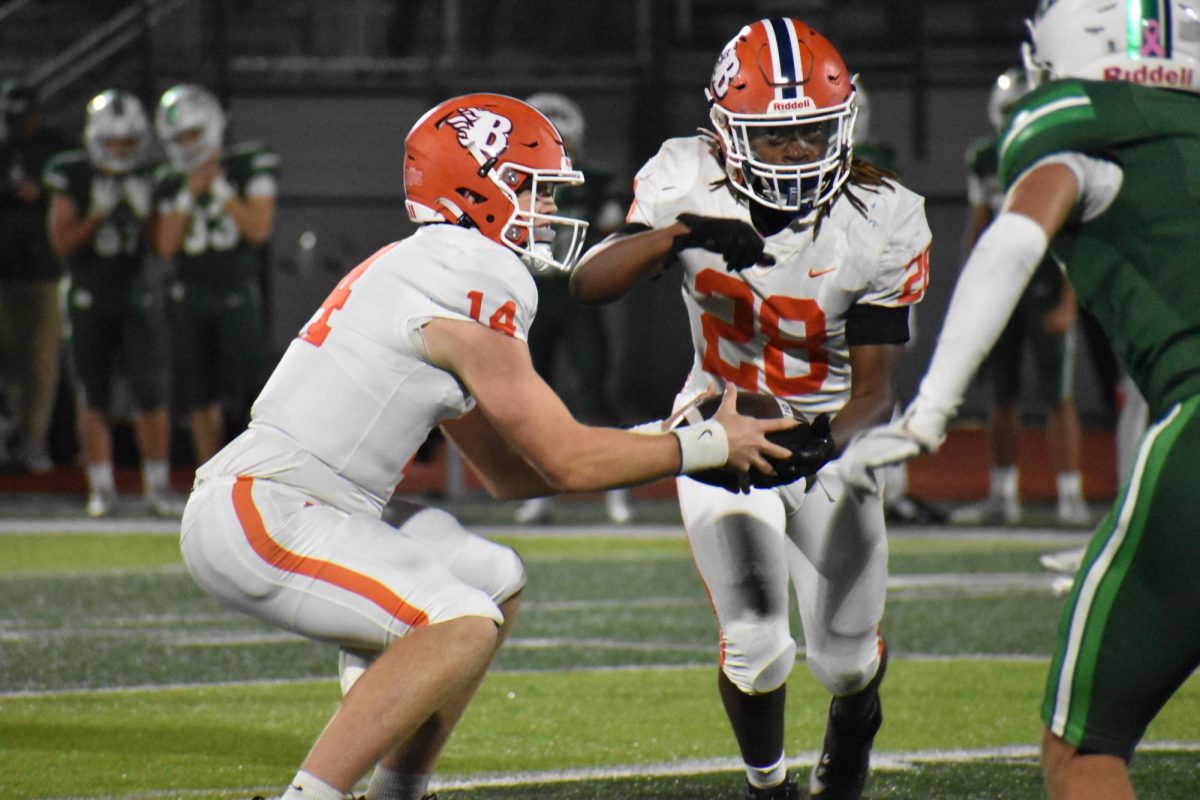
[627, 419, 666, 435]
[671, 420, 729, 473]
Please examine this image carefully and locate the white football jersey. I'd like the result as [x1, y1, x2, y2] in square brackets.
[197, 224, 538, 515]
[628, 136, 931, 418]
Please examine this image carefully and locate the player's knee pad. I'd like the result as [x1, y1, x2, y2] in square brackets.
[403, 507, 527, 605]
[338, 645, 378, 695]
[720, 624, 797, 694]
[807, 644, 878, 696]
[491, 545, 527, 606]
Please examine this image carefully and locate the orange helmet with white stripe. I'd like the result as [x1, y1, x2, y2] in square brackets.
[404, 93, 588, 274]
[707, 18, 857, 217]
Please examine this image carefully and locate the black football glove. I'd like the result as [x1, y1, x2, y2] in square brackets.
[671, 213, 775, 272]
[751, 413, 836, 489]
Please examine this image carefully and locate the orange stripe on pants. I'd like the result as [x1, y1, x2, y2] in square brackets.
[231, 475, 429, 629]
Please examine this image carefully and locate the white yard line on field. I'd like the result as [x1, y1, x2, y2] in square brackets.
[47, 741, 1200, 800]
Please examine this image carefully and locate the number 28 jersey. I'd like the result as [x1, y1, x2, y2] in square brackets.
[627, 136, 932, 417]
[198, 224, 537, 515]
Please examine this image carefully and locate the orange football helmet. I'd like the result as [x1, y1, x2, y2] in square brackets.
[404, 93, 588, 273]
[707, 18, 857, 217]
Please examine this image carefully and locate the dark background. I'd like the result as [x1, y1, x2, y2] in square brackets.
[2, 0, 1113, 452]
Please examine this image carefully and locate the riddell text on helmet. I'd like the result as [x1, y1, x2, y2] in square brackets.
[1103, 65, 1195, 86]
[768, 98, 816, 112]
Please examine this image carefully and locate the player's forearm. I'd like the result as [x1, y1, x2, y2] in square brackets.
[830, 386, 895, 455]
[48, 214, 102, 259]
[917, 212, 1049, 420]
[153, 213, 189, 259]
[522, 426, 682, 493]
[569, 225, 684, 304]
[225, 196, 274, 244]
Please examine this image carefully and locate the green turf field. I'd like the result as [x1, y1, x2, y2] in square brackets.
[2, 518, 1198, 799]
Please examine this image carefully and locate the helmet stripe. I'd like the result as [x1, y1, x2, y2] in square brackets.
[766, 18, 800, 99]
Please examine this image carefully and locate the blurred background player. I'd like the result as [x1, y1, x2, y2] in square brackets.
[853, 80, 945, 527]
[0, 79, 71, 473]
[180, 92, 796, 800]
[571, 18, 932, 799]
[512, 91, 634, 524]
[44, 89, 182, 518]
[841, 1, 1200, 795]
[152, 84, 278, 465]
[952, 67, 1090, 526]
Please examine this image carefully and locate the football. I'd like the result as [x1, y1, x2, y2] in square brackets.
[686, 390, 810, 492]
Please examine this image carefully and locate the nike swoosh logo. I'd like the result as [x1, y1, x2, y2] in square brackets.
[699, 430, 713, 440]
[807, 266, 836, 278]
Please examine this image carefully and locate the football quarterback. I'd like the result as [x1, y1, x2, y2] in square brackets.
[179, 92, 798, 800]
[842, 1, 1200, 797]
[571, 17, 931, 800]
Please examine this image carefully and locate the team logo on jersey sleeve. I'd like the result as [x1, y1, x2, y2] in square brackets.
[445, 107, 512, 160]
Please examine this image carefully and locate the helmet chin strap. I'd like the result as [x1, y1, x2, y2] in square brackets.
[434, 196, 478, 229]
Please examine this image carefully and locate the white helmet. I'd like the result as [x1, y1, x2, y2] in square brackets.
[155, 84, 226, 172]
[1023, 0, 1200, 93]
[987, 68, 1029, 133]
[84, 89, 150, 174]
[524, 92, 586, 151]
[854, 81, 872, 143]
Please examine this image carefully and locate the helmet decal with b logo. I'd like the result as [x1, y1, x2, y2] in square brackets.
[444, 107, 513, 163]
[710, 43, 741, 100]
[706, 18, 857, 218]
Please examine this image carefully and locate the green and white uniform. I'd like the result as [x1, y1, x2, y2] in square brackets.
[154, 141, 279, 408]
[968, 136, 1072, 406]
[43, 150, 166, 411]
[1000, 79, 1200, 758]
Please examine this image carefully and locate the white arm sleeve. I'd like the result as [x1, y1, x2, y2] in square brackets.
[908, 212, 1049, 443]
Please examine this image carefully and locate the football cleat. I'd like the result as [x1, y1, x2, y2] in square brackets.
[746, 776, 800, 799]
[810, 644, 887, 799]
[1056, 496, 1092, 527]
[86, 488, 118, 518]
[514, 496, 554, 524]
[950, 494, 1020, 525]
[145, 489, 186, 518]
[606, 488, 635, 524]
[1040, 546, 1085, 576]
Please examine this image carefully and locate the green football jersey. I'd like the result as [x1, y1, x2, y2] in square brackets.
[153, 140, 279, 292]
[998, 79, 1200, 417]
[42, 149, 151, 292]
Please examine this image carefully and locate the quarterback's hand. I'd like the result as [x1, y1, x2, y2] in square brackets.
[711, 383, 797, 480]
[88, 176, 120, 218]
[672, 213, 775, 271]
[839, 401, 950, 494]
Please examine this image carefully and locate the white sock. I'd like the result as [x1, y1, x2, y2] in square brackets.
[86, 462, 115, 494]
[990, 465, 1018, 499]
[281, 770, 344, 800]
[745, 753, 787, 789]
[1057, 471, 1084, 502]
[366, 765, 430, 800]
[142, 459, 170, 495]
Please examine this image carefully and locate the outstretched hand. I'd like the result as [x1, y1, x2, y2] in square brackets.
[710, 383, 796, 481]
[839, 402, 949, 494]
